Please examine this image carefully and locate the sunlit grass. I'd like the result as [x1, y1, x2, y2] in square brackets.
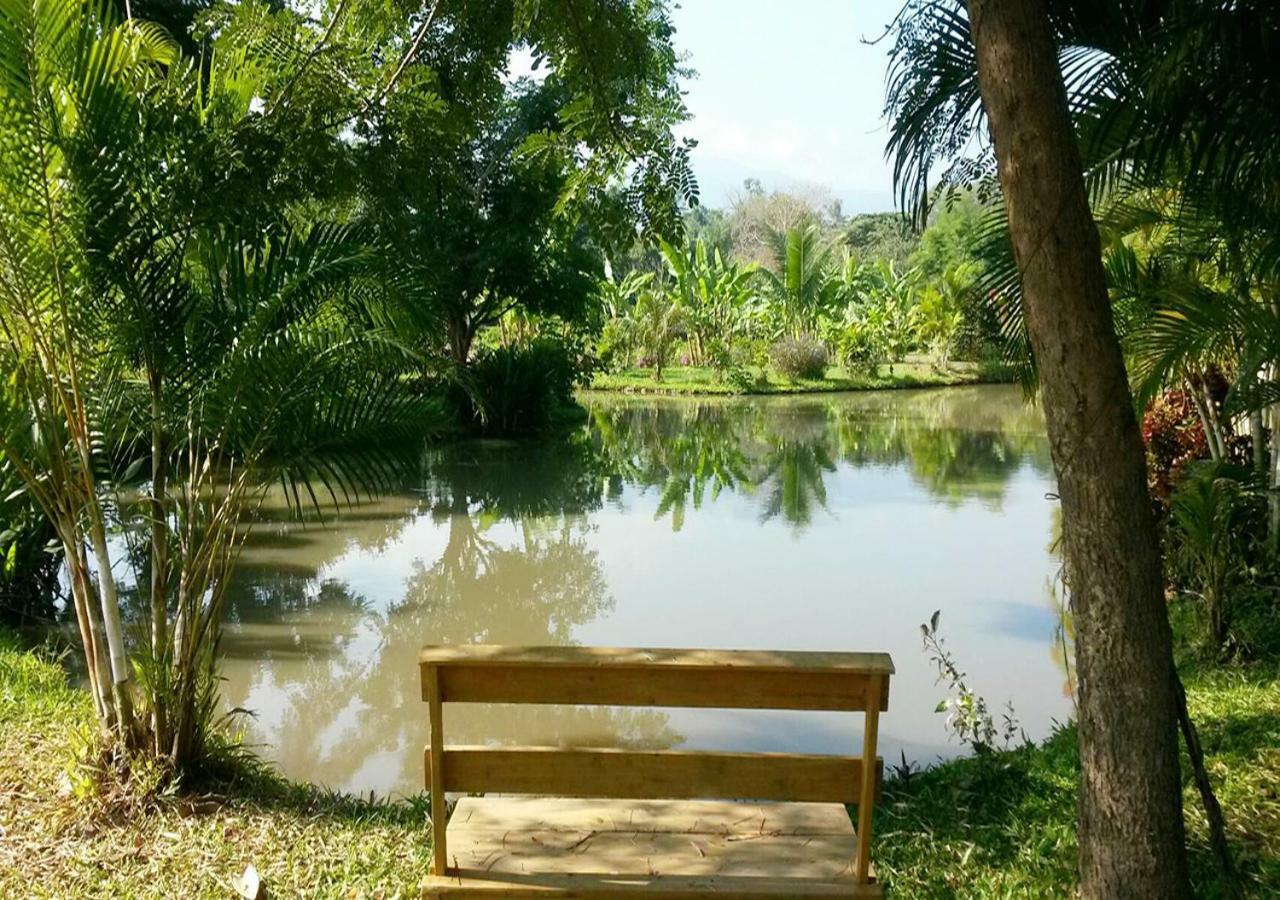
[0, 630, 433, 898]
[589, 361, 990, 395]
[875, 654, 1280, 897]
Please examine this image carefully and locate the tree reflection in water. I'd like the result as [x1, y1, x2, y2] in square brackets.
[220, 436, 677, 796]
[585, 385, 1051, 530]
[219, 386, 1057, 796]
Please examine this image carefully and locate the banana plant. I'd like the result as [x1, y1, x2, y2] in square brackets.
[657, 236, 758, 368]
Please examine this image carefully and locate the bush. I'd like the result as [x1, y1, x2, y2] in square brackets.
[833, 325, 881, 374]
[769, 336, 828, 381]
[1141, 389, 1212, 507]
[453, 337, 589, 435]
[1167, 461, 1269, 653]
[594, 319, 632, 373]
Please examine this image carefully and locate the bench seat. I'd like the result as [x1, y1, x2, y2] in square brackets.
[422, 797, 882, 898]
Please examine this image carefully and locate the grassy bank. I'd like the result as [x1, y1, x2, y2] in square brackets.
[0, 630, 431, 898]
[876, 653, 1280, 897]
[589, 360, 997, 395]
[3, 622, 1277, 897]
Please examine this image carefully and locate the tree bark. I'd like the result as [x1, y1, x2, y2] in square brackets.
[88, 513, 136, 741]
[149, 373, 170, 754]
[964, 1, 1190, 896]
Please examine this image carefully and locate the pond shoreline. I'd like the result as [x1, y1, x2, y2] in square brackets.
[587, 361, 1011, 396]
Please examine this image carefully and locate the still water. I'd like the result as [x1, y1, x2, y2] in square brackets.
[219, 385, 1071, 798]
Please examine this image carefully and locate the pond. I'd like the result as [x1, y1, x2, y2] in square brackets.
[219, 384, 1072, 798]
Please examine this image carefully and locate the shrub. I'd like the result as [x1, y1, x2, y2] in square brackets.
[454, 337, 589, 435]
[769, 336, 828, 381]
[1167, 462, 1264, 652]
[594, 319, 631, 373]
[975, 351, 1017, 384]
[1141, 389, 1211, 507]
[833, 325, 881, 374]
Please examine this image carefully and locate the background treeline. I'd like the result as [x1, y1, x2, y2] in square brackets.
[594, 183, 1009, 385]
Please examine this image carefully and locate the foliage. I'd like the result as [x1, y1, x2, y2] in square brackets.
[0, 0, 694, 781]
[598, 179, 1008, 386]
[358, 77, 604, 366]
[1142, 389, 1214, 506]
[758, 224, 839, 339]
[0, 462, 59, 626]
[883, 0, 1280, 540]
[453, 337, 588, 435]
[595, 270, 652, 372]
[629, 289, 685, 380]
[921, 611, 1024, 753]
[656, 236, 758, 371]
[826, 260, 923, 371]
[726, 183, 842, 266]
[1168, 463, 1269, 653]
[909, 192, 985, 281]
[768, 336, 829, 381]
[842, 212, 919, 269]
[590, 362, 987, 395]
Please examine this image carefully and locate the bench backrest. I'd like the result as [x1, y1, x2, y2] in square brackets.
[419, 644, 893, 883]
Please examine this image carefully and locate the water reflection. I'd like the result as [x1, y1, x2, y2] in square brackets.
[219, 386, 1064, 797]
[587, 388, 1051, 530]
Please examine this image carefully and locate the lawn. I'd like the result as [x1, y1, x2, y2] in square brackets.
[0, 630, 431, 898]
[588, 360, 997, 395]
[3, 619, 1277, 897]
[875, 659, 1280, 897]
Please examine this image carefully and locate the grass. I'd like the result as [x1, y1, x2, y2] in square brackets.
[0, 630, 433, 898]
[875, 608, 1280, 898]
[589, 360, 998, 395]
[3, 612, 1278, 897]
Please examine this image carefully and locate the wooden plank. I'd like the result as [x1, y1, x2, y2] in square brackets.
[426, 665, 447, 876]
[419, 645, 894, 675]
[422, 871, 884, 898]
[425, 797, 878, 898]
[448, 831, 856, 878]
[428, 747, 880, 803]
[431, 664, 889, 711]
[446, 797, 855, 837]
[855, 675, 882, 884]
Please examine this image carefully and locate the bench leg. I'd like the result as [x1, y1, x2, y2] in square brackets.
[856, 674, 881, 883]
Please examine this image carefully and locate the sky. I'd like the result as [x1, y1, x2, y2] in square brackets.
[669, 0, 907, 214]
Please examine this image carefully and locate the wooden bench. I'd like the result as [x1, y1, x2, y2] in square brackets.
[419, 645, 893, 898]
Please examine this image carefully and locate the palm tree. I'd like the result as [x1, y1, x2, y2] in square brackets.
[758, 225, 838, 339]
[0, 0, 436, 773]
[0, 0, 179, 742]
[629, 289, 684, 381]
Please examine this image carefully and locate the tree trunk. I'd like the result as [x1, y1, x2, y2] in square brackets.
[1266, 315, 1280, 552]
[1187, 375, 1227, 461]
[149, 374, 170, 754]
[449, 312, 476, 368]
[964, 1, 1190, 897]
[88, 513, 136, 742]
[1249, 408, 1265, 473]
[1270, 402, 1280, 552]
[62, 532, 110, 725]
